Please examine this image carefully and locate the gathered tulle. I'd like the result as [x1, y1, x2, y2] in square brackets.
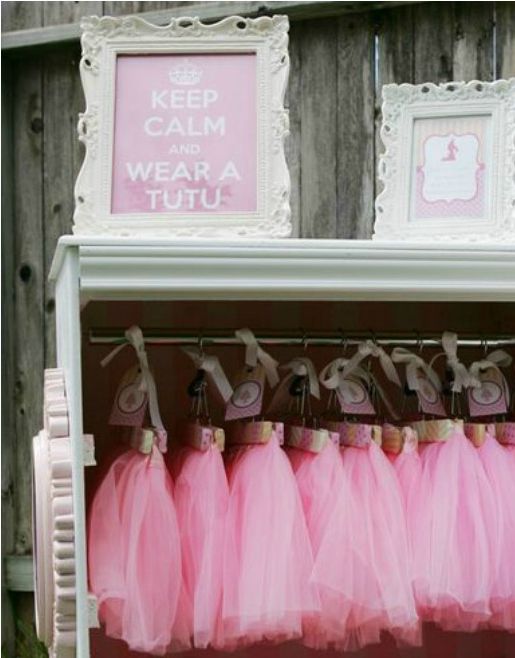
[222, 433, 319, 649]
[312, 441, 420, 651]
[412, 430, 500, 631]
[286, 440, 347, 648]
[168, 444, 229, 648]
[477, 433, 515, 631]
[88, 446, 189, 655]
[391, 438, 423, 587]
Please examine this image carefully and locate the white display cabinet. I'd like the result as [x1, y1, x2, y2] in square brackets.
[35, 236, 515, 658]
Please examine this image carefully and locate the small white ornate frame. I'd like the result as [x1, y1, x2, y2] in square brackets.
[75, 15, 291, 238]
[374, 79, 515, 242]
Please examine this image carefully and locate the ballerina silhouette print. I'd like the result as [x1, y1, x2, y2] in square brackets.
[442, 138, 458, 161]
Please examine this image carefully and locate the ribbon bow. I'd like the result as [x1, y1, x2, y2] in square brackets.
[468, 349, 512, 404]
[182, 346, 233, 402]
[440, 331, 474, 392]
[101, 325, 167, 452]
[319, 357, 370, 395]
[235, 328, 280, 387]
[283, 357, 320, 399]
[320, 355, 399, 420]
[391, 347, 442, 392]
[342, 340, 402, 387]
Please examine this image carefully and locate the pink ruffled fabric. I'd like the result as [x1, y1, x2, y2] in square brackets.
[412, 429, 500, 631]
[477, 432, 515, 631]
[168, 444, 229, 648]
[222, 432, 319, 648]
[286, 439, 346, 648]
[88, 446, 189, 655]
[391, 428, 422, 585]
[312, 439, 420, 651]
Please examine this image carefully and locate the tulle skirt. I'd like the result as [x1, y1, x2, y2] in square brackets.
[222, 433, 319, 649]
[287, 440, 347, 648]
[88, 446, 189, 655]
[312, 442, 420, 651]
[412, 430, 500, 631]
[169, 444, 229, 648]
[477, 433, 515, 631]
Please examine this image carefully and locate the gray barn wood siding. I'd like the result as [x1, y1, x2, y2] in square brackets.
[1, 1, 514, 652]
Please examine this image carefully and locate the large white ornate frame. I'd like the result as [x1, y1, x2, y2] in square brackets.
[75, 15, 291, 238]
[374, 79, 515, 242]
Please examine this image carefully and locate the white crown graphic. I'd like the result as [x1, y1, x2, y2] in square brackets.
[169, 59, 203, 86]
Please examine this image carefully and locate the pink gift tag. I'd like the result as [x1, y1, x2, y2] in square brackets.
[109, 365, 148, 427]
[415, 373, 446, 417]
[225, 365, 265, 421]
[468, 368, 508, 417]
[337, 378, 375, 416]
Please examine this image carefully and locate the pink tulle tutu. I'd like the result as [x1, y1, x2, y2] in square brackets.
[411, 421, 499, 631]
[312, 424, 420, 651]
[222, 432, 319, 648]
[286, 437, 347, 648]
[168, 444, 229, 648]
[476, 430, 515, 631]
[88, 444, 189, 655]
[386, 426, 422, 589]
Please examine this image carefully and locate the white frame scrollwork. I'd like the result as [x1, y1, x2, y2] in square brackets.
[75, 15, 291, 238]
[373, 79, 515, 242]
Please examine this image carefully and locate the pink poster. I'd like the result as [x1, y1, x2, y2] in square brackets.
[411, 115, 491, 222]
[111, 53, 257, 214]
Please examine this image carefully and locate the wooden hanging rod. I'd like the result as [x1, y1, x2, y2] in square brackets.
[88, 330, 515, 348]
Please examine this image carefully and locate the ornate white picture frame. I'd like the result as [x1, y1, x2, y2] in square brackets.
[374, 79, 515, 242]
[75, 15, 291, 238]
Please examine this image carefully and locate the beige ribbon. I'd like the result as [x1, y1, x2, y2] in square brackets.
[319, 357, 371, 399]
[101, 325, 167, 451]
[342, 339, 402, 387]
[235, 328, 280, 387]
[182, 346, 233, 402]
[439, 331, 475, 392]
[320, 355, 399, 420]
[391, 347, 442, 392]
[468, 349, 512, 403]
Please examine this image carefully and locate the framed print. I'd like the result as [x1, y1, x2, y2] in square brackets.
[374, 79, 515, 242]
[75, 15, 291, 237]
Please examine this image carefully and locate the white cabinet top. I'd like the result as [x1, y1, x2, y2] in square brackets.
[50, 236, 515, 302]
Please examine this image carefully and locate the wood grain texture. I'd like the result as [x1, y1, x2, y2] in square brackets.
[413, 2, 454, 83]
[496, 2, 515, 78]
[103, 1, 194, 16]
[1, 58, 16, 658]
[299, 17, 338, 238]
[336, 11, 375, 238]
[453, 2, 494, 81]
[375, 5, 414, 211]
[43, 1, 102, 25]
[12, 53, 45, 557]
[285, 21, 302, 237]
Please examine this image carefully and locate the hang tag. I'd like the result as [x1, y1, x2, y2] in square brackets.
[337, 377, 375, 415]
[496, 422, 515, 445]
[415, 372, 446, 417]
[381, 423, 404, 455]
[285, 426, 329, 454]
[109, 365, 148, 427]
[334, 422, 382, 448]
[225, 365, 265, 421]
[468, 367, 508, 417]
[227, 420, 273, 445]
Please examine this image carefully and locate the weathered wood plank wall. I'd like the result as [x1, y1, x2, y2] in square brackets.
[1, 1, 514, 652]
